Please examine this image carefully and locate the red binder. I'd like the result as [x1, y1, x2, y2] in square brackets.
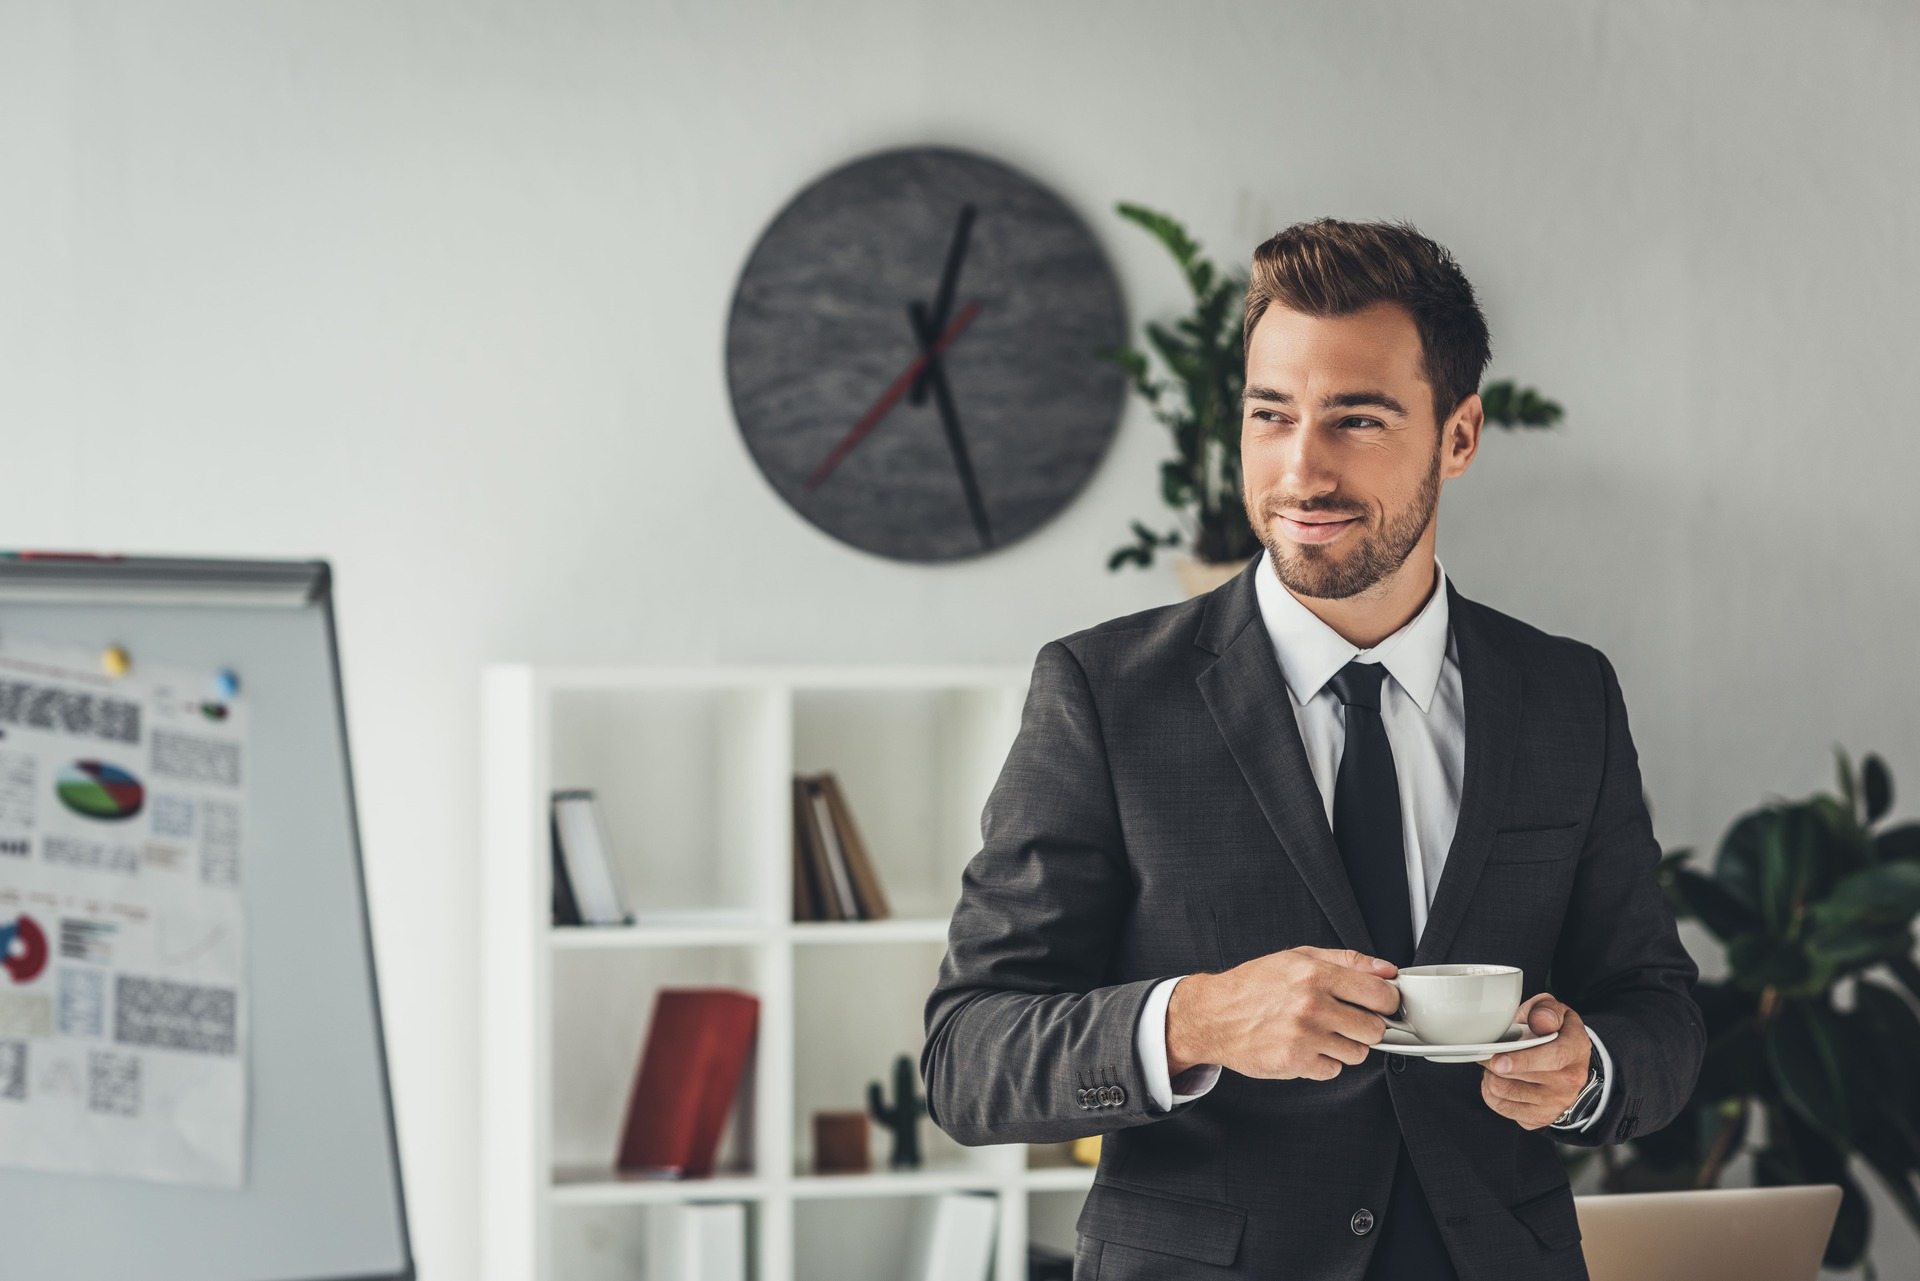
[615, 987, 760, 1178]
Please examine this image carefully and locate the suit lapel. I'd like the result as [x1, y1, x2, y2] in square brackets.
[1194, 556, 1524, 967]
[1197, 555, 1376, 954]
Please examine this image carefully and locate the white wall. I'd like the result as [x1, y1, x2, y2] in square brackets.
[3, 1, 1916, 1276]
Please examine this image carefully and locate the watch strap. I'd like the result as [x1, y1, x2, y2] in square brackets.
[1554, 1045, 1605, 1126]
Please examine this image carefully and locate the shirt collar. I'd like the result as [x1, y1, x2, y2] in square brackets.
[1251, 546, 1451, 714]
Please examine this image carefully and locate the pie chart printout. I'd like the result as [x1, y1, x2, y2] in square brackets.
[55, 759, 145, 821]
[0, 914, 48, 983]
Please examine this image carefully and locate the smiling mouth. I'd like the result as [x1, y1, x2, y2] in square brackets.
[1275, 512, 1360, 542]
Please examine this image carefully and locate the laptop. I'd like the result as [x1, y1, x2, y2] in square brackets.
[1576, 1184, 1844, 1281]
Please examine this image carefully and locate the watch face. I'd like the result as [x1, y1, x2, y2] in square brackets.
[725, 145, 1128, 562]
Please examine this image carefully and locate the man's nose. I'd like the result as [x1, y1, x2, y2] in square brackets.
[1276, 422, 1343, 497]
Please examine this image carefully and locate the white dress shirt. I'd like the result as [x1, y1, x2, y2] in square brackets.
[1135, 549, 1613, 1128]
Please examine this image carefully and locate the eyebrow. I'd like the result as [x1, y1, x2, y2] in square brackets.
[1241, 385, 1410, 417]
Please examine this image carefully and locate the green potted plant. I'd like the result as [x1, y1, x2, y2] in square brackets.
[1099, 204, 1565, 597]
[1571, 748, 1920, 1275]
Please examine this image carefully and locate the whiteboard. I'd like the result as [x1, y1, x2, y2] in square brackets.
[0, 555, 411, 1281]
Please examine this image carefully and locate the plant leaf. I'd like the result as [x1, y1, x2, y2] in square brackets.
[1668, 866, 1763, 943]
[1758, 1101, 1871, 1268]
[1863, 752, 1893, 824]
[1804, 921, 1914, 977]
[1876, 822, 1920, 864]
[1812, 861, 1920, 927]
[1849, 982, 1920, 1146]
[1758, 804, 1820, 937]
[1714, 809, 1770, 916]
[1115, 203, 1198, 271]
[1764, 1000, 1851, 1147]
[1806, 792, 1874, 901]
[1728, 934, 1812, 991]
[1689, 980, 1763, 1102]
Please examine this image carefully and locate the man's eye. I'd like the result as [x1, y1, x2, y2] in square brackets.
[1247, 411, 1381, 428]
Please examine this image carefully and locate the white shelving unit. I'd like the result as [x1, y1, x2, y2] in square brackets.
[481, 664, 1096, 1281]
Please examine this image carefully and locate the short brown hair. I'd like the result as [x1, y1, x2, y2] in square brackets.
[1243, 218, 1491, 429]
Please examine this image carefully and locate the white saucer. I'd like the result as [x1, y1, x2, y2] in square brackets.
[1372, 1022, 1558, 1064]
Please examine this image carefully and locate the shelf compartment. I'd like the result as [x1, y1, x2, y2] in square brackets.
[549, 942, 773, 1183]
[548, 683, 784, 922]
[550, 1199, 762, 1281]
[791, 938, 1011, 1182]
[794, 1192, 1003, 1281]
[789, 683, 1020, 923]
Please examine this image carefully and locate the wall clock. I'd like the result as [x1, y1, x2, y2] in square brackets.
[725, 145, 1128, 563]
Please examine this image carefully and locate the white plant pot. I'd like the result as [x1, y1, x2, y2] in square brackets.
[1175, 553, 1253, 599]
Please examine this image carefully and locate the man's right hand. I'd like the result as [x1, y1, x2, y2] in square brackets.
[1167, 946, 1402, 1081]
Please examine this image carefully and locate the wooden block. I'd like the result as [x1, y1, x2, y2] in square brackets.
[811, 1110, 870, 1174]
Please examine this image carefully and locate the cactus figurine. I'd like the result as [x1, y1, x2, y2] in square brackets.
[867, 1053, 928, 1170]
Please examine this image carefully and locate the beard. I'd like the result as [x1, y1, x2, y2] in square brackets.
[1249, 438, 1441, 600]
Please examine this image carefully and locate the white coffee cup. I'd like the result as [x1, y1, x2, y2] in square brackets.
[1381, 963, 1523, 1045]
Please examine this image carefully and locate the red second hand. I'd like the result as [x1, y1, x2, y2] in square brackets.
[804, 299, 984, 492]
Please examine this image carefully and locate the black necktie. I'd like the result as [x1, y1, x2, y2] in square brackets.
[1335, 659, 1461, 1280]
[1327, 659, 1415, 969]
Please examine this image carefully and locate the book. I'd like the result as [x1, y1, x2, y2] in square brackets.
[643, 1201, 747, 1281]
[549, 820, 584, 927]
[790, 776, 826, 922]
[904, 1192, 996, 1281]
[789, 771, 894, 921]
[615, 987, 760, 1179]
[817, 771, 891, 920]
[806, 776, 860, 921]
[792, 774, 847, 920]
[550, 789, 631, 926]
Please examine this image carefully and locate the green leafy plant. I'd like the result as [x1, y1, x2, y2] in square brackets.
[1570, 748, 1920, 1275]
[1099, 203, 1565, 572]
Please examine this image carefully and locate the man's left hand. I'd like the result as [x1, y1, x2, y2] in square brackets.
[1480, 993, 1591, 1130]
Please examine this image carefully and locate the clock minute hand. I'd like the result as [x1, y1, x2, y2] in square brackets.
[909, 203, 977, 408]
[908, 298, 995, 550]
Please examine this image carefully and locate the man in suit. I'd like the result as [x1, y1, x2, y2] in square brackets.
[921, 218, 1705, 1280]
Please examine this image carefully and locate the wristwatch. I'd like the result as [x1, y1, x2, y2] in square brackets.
[1553, 1046, 1605, 1127]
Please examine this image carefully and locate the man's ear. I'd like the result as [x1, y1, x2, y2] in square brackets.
[1441, 392, 1483, 477]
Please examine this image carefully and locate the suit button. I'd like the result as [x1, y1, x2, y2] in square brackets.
[1111, 1085, 1127, 1107]
[1351, 1208, 1375, 1235]
[1390, 1054, 1406, 1074]
[1076, 1088, 1090, 1107]
[1098, 1086, 1115, 1106]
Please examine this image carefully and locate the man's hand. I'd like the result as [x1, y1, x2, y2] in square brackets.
[1167, 946, 1401, 1081]
[1480, 993, 1592, 1129]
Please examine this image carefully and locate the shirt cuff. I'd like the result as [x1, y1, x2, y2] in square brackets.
[1548, 1024, 1614, 1132]
[1136, 975, 1224, 1112]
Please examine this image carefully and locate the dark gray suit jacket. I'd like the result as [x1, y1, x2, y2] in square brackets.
[921, 556, 1705, 1280]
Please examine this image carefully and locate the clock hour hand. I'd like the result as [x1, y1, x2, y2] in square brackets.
[909, 204, 976, 408]
[908, 299, 994, 550]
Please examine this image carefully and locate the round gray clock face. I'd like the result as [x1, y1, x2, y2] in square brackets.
[725, 145, 1128, 563]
